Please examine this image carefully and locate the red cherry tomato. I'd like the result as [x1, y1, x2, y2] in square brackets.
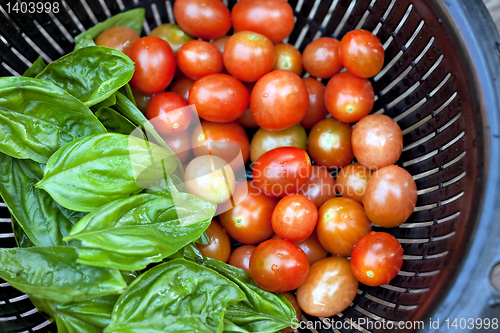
[196, 220, 231, 263]
[296, 257, 358, 317]
[293, 232, 328, 266]
[249, 238, 309, 293]
[362, 165, 417, 228]
[271, 194, 318, 242]
[213, 35, 230, 54]
[350, 231, 404, 286]
[252, 147, 312, 197]
[145, 92, 191, 135]
[163, 130, 192, 163]
[173, 0, 231, 40]
[299, 165, 336, 208]
[272, 43, 303, 76]
[169, 76, 195, 101]
[177, 40, 223, 80]
[95, 26, 140, 54]
[128, 36, 176, 94]
[340, 29, 384, 78]
[189, 74, 249, 123]
[307, 118, 354, 170]
[300, 78, 328, 129]
[223, 31, 275, 82]
[219, 181, 277, 244]
[251, 70, 309, 131]
[325, 72, 374, 123]
[232, 0, 295, 44]
[316, 197, 372, 257]
[228, 245, 256, 274]
[335, 163, 371, 203]
[351, 114, 403, 169]
[302, 37, 343, 79]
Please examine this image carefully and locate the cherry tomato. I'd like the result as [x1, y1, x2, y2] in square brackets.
[131, 86, 153, 113]
[281, 292, 302, 333]
[272, 194, 318, 242]
[232, 0, 295, 44]
[250, 125, 307, 162]
[362, 165, 417, 228]
[149, 23, 194, 54]
[300, 78, 328, 129]
[223, 31, 275, 82]
[177, 40, 223, 80]
[296, 257, 358, 317]
[173, 0, 231, 40]
[350, 231, 403, 286]
[189, 73, 249, 123]
[272, 43, 302, 76]
[307, 118, 354, 170]
[340, 29, 384, 78]
[196, 220, 231, 263]
[228, 245, 256, 274]
[237, 109, 259, 128]
[128, 36, 176, 94]
[249, 239, 309, 293]
[293, 232, 328, 266]
[163, 130, 191, 163]
[252, 147, 312, 197]
[302, 37, 343, 79]
[95, 26, 140, 54]
[145, 92, 191, 135]
[251, 70, 309, 131]
[298, 165, 336, 208]
[212, 35, 230, 54]
[316, 197, 372, 257]
[169, 76, 195, 101]
[184, 155, 235, 204]
[219, 181, 277, 244]
[325, 72, 374, 123]
[351, 114, 403, 169]
[335, 163, 371, 203]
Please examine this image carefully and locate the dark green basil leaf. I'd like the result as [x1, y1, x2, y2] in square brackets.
[65, 191, 215, 270]
[118, 83, 135, 104]
[37, 133, 178, 212]
[74, 8, 145, 49]
[104, 259, 245, 333]
[91, 93, 117, 111]
[23, 56, 47, 77]
[36, 46, 134, 107]
[95, 107, 136, 135]
[11, 216, 34, 248]
[0, 76, 106, 163]
[0, 246, 126, 304]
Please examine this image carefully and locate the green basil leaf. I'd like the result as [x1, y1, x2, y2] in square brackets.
[104, 259, 245, 333]
[91, 93, 117, 111]
[36, 46, 134, 107]
[95, 107, 136, 135]
[37, 133, 178, 212]
[11, 216, 35, 248]
[74, 8, 145, 49]
[0, 76, 106, 163]
[0, 246, 126, 304]
[118, 83, 136, 104]
[23, 56, 47, 77]
[65, 191, 215, 270]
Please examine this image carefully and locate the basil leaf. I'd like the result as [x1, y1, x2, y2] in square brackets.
[74, 8, 145, 49]
[23, 56, 47, 77]
[0, 76, 106, 163]
[91, 93, 117, 111]
[95, 107, 136, 135]
[37, 133, 178, 212]
[104, 259, 245, 333]
[0, 246, 126, 304]
[0, 153, 79, 247]
[36, 46, 134, 107]
[11, 216, 35, 248]
[65, 192, 215, 270]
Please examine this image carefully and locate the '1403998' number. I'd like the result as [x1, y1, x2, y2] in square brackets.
[6, 1, 60, 14]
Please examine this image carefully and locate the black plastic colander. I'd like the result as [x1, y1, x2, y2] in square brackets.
[1, 0, 500, 332]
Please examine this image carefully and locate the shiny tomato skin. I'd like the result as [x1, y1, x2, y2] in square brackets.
[325, 72, 374, 123]
[196, 220, 231, 263]
[213, 35, 231, 54]
[231, 0, 295, 44]
[145, 92, 191, 135]
[252, 147, 312, 197]
[189, 74, 249, 123]
[95, 26, 140, 54]
[228, 245, 256, 274]
[272, 43, 303, 76]
[249, 239, 309, 293]
[173, 0, 231, 40]
[335, 163, 372, 203]
[223, 31, 275, 82]
[296, 257, 358, 317]
[307, 118, 354, 170]
[149, 23, 194, 54]
[271, 194, 318, 242]
[128, 36, 176, 94]
[300, 78, 328, 129]
[168, 76, 195, 101]
[177, 40, 223, 80]
[351, 114, 403, 169]
[302, 37, 343, 79]
[350, 231, 404, 286]
[362, 165, 417, 228]
[250, 125, 307, 163]
[340, 29, 384, 78]
[163, 130, 191, 163]
[219, 181, 277, 244]
[293, 232, 328, 266]
[316, 197, 372, 257]
[299, 165, 336, 208]
[251, 70, 309, 131]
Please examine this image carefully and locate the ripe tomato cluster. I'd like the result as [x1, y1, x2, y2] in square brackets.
[95, 0, 418, 324]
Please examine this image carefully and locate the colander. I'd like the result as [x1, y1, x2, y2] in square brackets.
[1, 0, 500, 332]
